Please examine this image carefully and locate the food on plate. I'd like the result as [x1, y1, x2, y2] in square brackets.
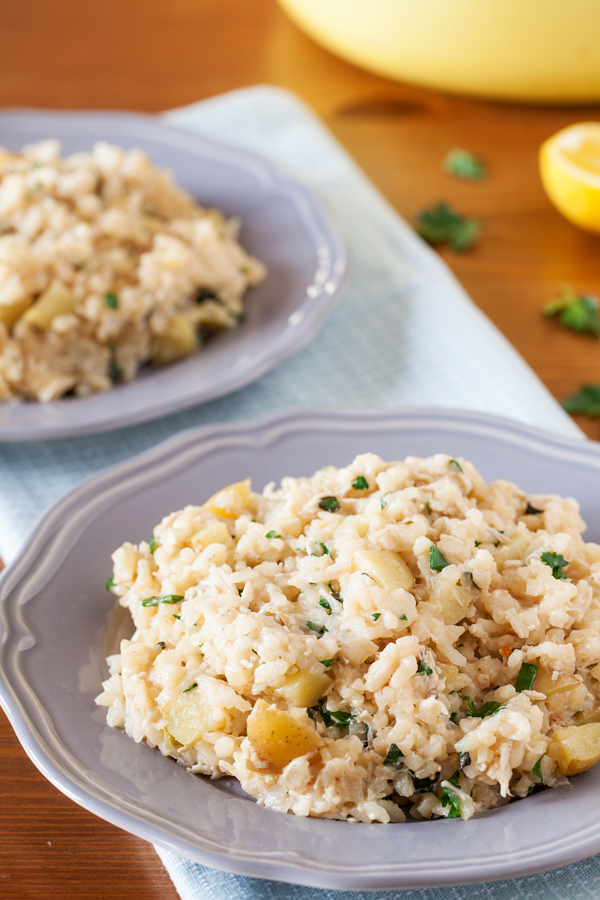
[540, 122, 600, 234]
[97, 453, 600, 823]
[0, 140, 266, 402]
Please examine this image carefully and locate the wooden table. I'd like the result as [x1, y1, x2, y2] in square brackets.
[1, 1, 600, 897]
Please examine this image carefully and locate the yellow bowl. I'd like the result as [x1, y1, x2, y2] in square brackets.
[278, 0, 600, 103]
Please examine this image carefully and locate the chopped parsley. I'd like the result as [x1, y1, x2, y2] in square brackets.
[319, 597, 331, 611]
[540, 551, 569, 580]
[310, 704, 356, 728]
[415, 201, 480, 253]
[399, 614, 408, 621]
[532, 755, 544, 783]
[319, 658, 335, 667]
[105, 576, 115, 591]
[544, 287, 600, 338]
[449, 459, 463, 473]
[463, 572, 481, 590]
[372, 612, 381, 621]
[328, 583, 342, 602]
[418, 658, 433, 676]
[352, 476, 369, 490]
[440, 782, 462, 818]
[515, 662, 539, 692]
[458, 752, 471, 770]
[429, 545, 450, 572]
[306, 621, 327, 637]
[104, 292, 118, 309]
[443, 148, 487, 181]
[562, 383, 600, 418]
[425, 501, 432, 515]
[319, 496, 340, 512]
[411, 772, 440, 794]
[311, 542, 331, 557]
[172, 614, 181, 620]
[149, 534, 157, 553]
[265, 530, 281, 539]
[142, 594, 184, 607]
[380, 492, 392, 510]
[525, 502, 543, 515]
[462, 695, 503, 719]
[383, 743, 404, 767]
[183, 682, 198, 693]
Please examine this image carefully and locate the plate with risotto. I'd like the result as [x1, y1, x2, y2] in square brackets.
[0, 112, 345, 440]
[2, 407, 600, 889]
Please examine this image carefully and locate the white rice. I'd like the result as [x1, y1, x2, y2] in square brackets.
[96, 452, 600, 823]
[0, 140, 265, 401]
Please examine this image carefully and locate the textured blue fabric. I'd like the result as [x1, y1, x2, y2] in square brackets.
[0, 86, 590, 898]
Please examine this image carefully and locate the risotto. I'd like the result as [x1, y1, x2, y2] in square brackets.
[0, 140, 265, 402]
[96, 453, 600, 823]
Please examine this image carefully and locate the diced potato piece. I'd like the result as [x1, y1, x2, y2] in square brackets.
[163, 728, 182, 751]
[159, 689, 227, 745]
[22, 281, 77, 328]
[151, 313, 199, 366]
[274, 669, 332, 708]
[205, 479, 251, 518]
[494, 533, 532, 568]
[0, 295, 32, 330]
[247, 701, 321, 768]
[575, 711, 600, 726]
[535, 668, 580, 697]
[353, 549, 414, 591]
[552, 723, 600, 775]
[439, 664, 459, 690]
[430, 579, 472, 626]
[189, 520, 233, 551]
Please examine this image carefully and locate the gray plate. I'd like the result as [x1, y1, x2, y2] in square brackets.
[0, 111, 346, 440]
[1, 407, 599, 890]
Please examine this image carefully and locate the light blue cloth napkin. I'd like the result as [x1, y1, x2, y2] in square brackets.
[0, 85, 593, 898]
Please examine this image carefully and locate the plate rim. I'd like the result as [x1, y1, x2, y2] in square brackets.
[0, 109, 347, 441]
[1, 405, 599, 890]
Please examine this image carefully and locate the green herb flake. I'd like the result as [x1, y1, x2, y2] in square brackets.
[525, 502, 543, 515]
[109, 356, 123, 380]
[172, 614, 181, 620]
[532, 754, 544, 783]
[418, 658, 433, 676]
[328, 583, 342, 602]
[105, 575, 115, 591]
[444, 148, 487, 181]
[142, 594, 184, 608]
[429, 545, 450, 572]
[372, 613, 381, 621]
[327, 709, 356, 727]
[380, 492, 392, 510]
[540, 551, 569, 580]
[314, 542, 331, 557]
[353, 475, 369, 490]
[448, 770, 460, 787]
[156, 641, 166, 649]
[306, 621, 328, 637]
[426, 501, 432, 515]
[515, 662, 539, 692]
[458, 752, 471, 770]
[399, 614, 408, 621]
[319, 597, 331, 611]
[383, 743, 404, 767]
[463, 571, 481, 591]
[183, 682, 198, 693]
[562, 383, 600, 418]
[319, 658, 335, 667]
[319, 496, 340, 513]
[415, 201, 480, 253]
[462, 695, 503, 719]
[544, 286, 600, 338]
[104, 292, 118, 309]
[449, 458, 463, 473]
[440, 783, 462, 818]
[149, 534, 157, 553]
[265, 530, 281, 539]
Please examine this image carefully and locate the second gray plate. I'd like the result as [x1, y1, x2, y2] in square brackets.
[1, 408, 599, 890]
[0, 111, 346, 440]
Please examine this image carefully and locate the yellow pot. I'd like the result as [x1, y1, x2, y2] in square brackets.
[277, 0, 600, 103]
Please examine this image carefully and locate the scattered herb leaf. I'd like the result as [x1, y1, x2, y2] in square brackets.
[448, 771, 460, 787]
[411, 772, 440, 794]
[544, 286, 600, 338]
[104, 292, 118, 309]
[440, 783, 462, 818]
[306, 621, 328, 637]
[383, 743, 404, 767]
[562, 383, 600, 418]
[444, 148, 487, 181]
[265, 530, 281, 539]
[319, 496, 340, 512]
[156, 641, 166, 649]
[311, 704, 356, 728]
[516, 662, 539, 692]
[426, 501, 432, 515]
[105, 576, 115, 591]
[532, 755, 544, 783]
[449, 458, 463, 472]
[462, 695, 503, 719]
[183, 682, 198, 693]
[458, 752, 471, 770]
[540, 551, 569, 580]
[311, 542, 331, 557]
[380, 492, 392, 510]
[418, 658, 433, 676]
[372, 612, 381, 621]
[525, 502, 543, 515]
[328, 583, 342, 602]
[319, 658, 335, 667]
[142, 594, 184, 607]
[172, 614, 181, 620]
[415, 201, 480, 253]
[463, 571, 481, 590]
[353, 476, 369, 490]
[319, 597, 331, 611]
[149, 534, 157, 553]
[399, 614, 408, 621]
[430, 545, 450, 572]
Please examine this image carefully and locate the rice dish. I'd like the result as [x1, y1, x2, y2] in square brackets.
[96, 453, 600, 823]
[0, 140, 265, 402]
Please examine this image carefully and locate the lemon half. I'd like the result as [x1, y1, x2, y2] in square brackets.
[540, 123, 600, 234]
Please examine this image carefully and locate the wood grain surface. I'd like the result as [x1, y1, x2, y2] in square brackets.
[1, 0, 600, 897]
